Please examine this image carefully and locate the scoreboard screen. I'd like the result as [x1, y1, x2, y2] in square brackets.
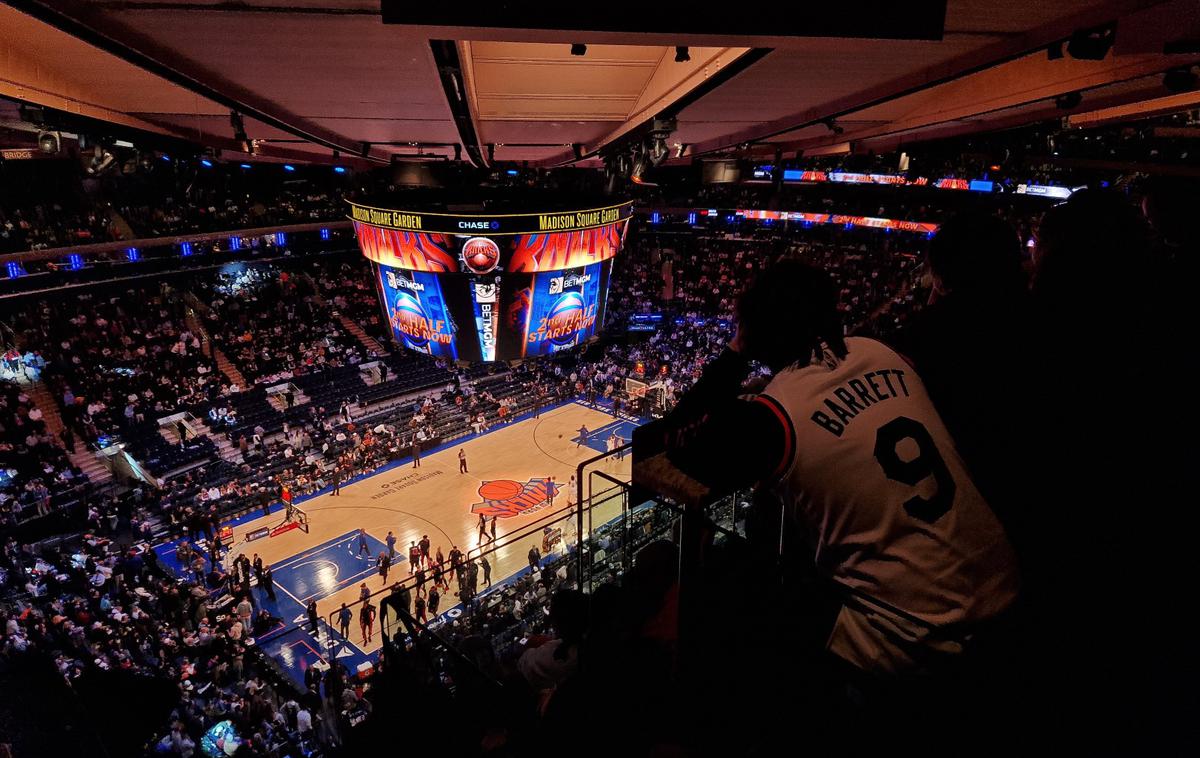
[355, 199, 629, 362]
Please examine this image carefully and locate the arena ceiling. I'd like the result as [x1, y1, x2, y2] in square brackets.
[1, 0, 1199, 167]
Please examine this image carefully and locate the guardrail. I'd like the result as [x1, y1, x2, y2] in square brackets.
[0, 220, 352, 265]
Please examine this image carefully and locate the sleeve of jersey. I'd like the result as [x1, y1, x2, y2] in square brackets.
[666, 396, 793, 493]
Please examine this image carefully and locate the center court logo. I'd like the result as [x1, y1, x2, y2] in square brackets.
[470, 478, 560, 518]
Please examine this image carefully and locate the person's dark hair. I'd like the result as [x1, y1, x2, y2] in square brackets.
[735, 259, 846, 371]
[1141, 175, 1199, 248]
[1034, 188, 1150, 317]
[549, 588, 588, 661]
[928, 210, 1024, 294]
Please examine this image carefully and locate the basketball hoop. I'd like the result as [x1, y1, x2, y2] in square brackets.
[625, 377, 649, 399]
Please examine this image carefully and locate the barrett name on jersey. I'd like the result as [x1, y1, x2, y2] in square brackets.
[758, 337, 1018, 672]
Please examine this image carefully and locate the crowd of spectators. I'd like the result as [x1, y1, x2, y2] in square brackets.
[0, 380, 88, 526]
[0, 518, 357, 756]
[4, 155, 1195, 754]
[195, 266, 368, 385]
[8, 286, 223, 447]
[117, 186, 346, 239]
[0, 201, 118, 253]
[308, 257, 390, 342]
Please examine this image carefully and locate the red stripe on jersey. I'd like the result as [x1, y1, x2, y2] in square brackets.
[754, 395, 795, 480]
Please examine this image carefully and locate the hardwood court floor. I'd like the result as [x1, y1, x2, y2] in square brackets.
[227, 402, 634, 655]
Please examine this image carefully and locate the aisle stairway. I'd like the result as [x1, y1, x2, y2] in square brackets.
[107, 208, 136, 241]
[184, 302, 249, 389]
[192, 417, 243, 463]
[336, 312, 388, 356]
[302, 272, 389, 356]
[26, 381, 113, 487]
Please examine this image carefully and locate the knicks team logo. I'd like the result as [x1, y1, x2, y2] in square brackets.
[462, 237, 501, 274]
[470, 478, 560, 518]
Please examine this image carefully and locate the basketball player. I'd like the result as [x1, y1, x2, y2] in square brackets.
[428, 586, 441, 618]
[458, 448, 468, 474]
[378, 551, 391, 584]
[654, 260, 1018, 675]
[545, 476, 555, 507]
[418, 534, 431, 567]
[359, 601, 376, 645]
[477, 513, 489, 543]
[357, 528, 370, 556]
[577, 425, 588, 448]
[408, 540, 420, 573]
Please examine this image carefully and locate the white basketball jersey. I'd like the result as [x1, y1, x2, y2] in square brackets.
[759, 337, 1018, 673]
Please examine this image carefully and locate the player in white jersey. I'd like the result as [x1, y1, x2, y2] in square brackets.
[654, 260, 1019, 674]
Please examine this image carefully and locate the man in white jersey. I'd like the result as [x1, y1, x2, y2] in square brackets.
[649, 260, 1019, 674]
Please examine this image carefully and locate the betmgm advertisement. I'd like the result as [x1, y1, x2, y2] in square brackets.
[377, 266, 472, 361]
[502, 262, 610, 358]
[374, 260, 612, 362]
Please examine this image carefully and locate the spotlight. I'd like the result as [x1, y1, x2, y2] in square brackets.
[333, 166, 347, 174]
[675, 46, 690, 63]
[37, 131, 60, 155]
[647, 136, 670, 165]
[200, 158, 214, 168]
[1055, 91, 1083, 110]
[571, 43, 587, 56]
[1066, 24, 1116, 61]
[240, 163, 252, 169]
[629, 146, 647, 181]
[1164, 66, 1198, 93]
[283, 164, 295, 172]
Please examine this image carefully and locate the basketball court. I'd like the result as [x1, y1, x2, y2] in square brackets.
[153, 399, 639, 683]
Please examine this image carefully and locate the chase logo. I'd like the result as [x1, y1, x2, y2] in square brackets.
[470, 478, 560, 519]
[458, 220, 502, 231]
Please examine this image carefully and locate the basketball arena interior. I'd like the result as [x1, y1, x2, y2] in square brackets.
[0, 2, 1197, 756]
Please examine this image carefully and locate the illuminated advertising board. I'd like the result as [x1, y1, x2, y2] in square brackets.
[356, 200, 629, 361]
